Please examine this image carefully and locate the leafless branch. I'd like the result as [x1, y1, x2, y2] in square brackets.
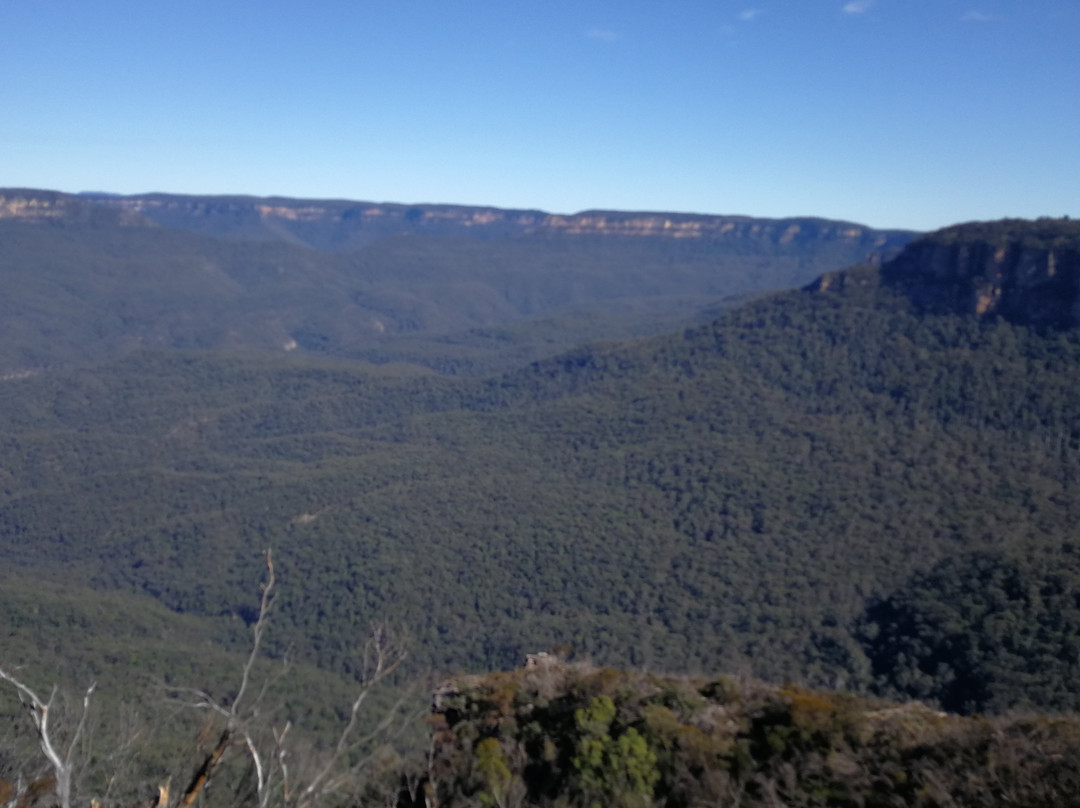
[232, 550, 277, 720]
[272, 723, 292, 808]
[0, 667, 95, 808]
[295, 625, 406, 807]
[160, 550, 280, 808]
[3, 548, 409, 808]
[177, 730, 231, 808]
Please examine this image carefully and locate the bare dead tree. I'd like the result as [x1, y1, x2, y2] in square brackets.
[0, 668, 95, 808]
[290, 624, 408, 808]
[168, 550, 281, 808]
[167, 550, 409, 808]
[2, 549, 410, 808]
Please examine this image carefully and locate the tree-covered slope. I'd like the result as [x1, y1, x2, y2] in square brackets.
[5, 217, 1080, 710]
[859, 541, 1080, 714]
[0, 189, 913, 376]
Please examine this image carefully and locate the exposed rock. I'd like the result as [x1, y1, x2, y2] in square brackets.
[67, 191, 914, 255]
[881, 218, 1080, 328]
[0, 190, 148, 227]
[524, 651, 560, 670]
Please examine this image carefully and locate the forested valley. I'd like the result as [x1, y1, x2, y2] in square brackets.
[2, 194, 1079, 806]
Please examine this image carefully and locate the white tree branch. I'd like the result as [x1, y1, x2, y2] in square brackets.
[297, 626, 406, 806]
[0, 667, 94, 808]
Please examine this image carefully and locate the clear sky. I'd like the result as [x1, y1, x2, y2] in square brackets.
[2, 1, 1076, 231]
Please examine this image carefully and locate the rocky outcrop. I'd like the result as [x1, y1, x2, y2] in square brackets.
[881, 219, 1080, 328]
[423, 662, 1080, 808]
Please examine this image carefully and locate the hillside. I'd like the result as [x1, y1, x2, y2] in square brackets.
[2, 219, 1080, 718]
[859, 541, 1080, 714]
[0, 189, 913, 375]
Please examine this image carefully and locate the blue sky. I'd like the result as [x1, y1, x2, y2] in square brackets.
[2, 1, 1076, 231]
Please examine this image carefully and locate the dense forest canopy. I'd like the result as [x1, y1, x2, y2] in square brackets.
[0, 215, 1078, 718]
[860, 541, 1080, 714]
[3, 205, 1080, 806]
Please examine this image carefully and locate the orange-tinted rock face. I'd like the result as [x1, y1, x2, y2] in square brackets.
[65, 191, 911, 250]
[0, 193, 69, 220]
[882, 221, 1080, 328]
[0, 192, 149, 226]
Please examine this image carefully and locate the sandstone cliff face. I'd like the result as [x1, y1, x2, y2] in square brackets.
[0, 191, 147, 226]
[881, 219, 1080, 329]
[68, 191, 912, 256]
[0, 189, 914, 260]
[0, 192, 69, 220]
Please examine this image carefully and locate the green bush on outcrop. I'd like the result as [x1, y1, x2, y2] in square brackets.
[572, 696, 659, 808]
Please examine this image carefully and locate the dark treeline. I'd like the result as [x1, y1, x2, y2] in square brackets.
[3, 228, 1080, 714]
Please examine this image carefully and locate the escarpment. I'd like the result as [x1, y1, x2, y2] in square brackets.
[47, 190, 914, 256]
[881, 218, 1080, 328]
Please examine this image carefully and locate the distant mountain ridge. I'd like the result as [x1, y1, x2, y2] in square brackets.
[0, 188, 918, 375]
[0, 188, 915, 258]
